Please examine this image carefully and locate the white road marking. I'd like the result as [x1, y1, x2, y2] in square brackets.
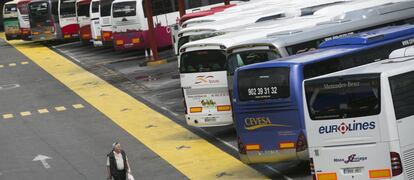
[33, 154, 52, 169]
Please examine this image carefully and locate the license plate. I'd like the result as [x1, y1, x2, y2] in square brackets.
[343, 167, 363, 175]
[205, 117, 216, 122]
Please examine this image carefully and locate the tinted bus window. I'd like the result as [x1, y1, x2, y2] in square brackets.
[77, 3, 90, 17]
[100, 0, 113, 16]
[237, 67, 290, 101]
[60, 0, 76, 17]
[228, 50, 281, 75]
[29, 2, 49, 17]
[113, 2, 136, 18]
[389, 71, 414, 120]
[4, 4, 17, 14]
[18, 5, 29, 14]
[305, 74, 381, 120]
[91, 1, 99, 13]
[180, 50, 226, 73]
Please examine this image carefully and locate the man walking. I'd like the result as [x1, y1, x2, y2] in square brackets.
[107, 142, 131, 180]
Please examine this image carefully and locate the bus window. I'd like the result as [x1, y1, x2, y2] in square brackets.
[17, 4, 29, 15]
[29, 2, 49, 26]
[77, 2, 90, 17]
[389, 71, 414, 120]
[113, 2, 136, 18]
[305, 74, 381, 120]
[180, 50, 226, 73]
[60, 0, 76, 17]
[4, 4, 17, 14]
[227, 50, 281, 75]
[237, 67, 290, 101]
[91, 1, 99, 13]
[100, 0, 111, 16]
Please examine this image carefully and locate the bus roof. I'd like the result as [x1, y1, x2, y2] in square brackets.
[237, 25, 414, 70]
[5, 1, 18, 5]
[76, 0, 91, 4]
[112, 0, 134, 3]
[227, 0, 414, 52]
[17, 0, 31, 4]
[305, 46, 414, 81]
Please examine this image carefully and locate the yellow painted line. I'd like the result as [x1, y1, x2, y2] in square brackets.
[72, 104, 84, 109]
[3, 114, 14, 119]
[9, 63, 16, 67]
[2, 35, 267, 179]
[20, 111, 32, 116]
[21, 61, 29, 65]
[37, 109, 49, 114]
[0, 65, 4, 68]
[55, 106, 67, 111]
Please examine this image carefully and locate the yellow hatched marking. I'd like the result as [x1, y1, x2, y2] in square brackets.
[4, 34, 267, 179]
[20, 111, 32, 116]
[3, 114, 14, 119]
[9, 63, 16, 67]
[72, 104, 84, 109]
[37, 109, 49, 114]
[55, 106, 67, 111]
[21, 61, 29, 65]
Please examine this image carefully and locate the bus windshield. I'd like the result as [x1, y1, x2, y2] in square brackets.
[305, 74, 381, 120]
[228, 50, 281, 75]
[180, 50, 226, 73]
[29, 2, 49, 25]
[91, 1, 99, 13]
[17, 4, 29, 15]
[4, 4, 17, 14]
[77, 3, 90, 17]
[60, 0, 76, 17]
[237, 67, 290, 101]
[113, 1, 136, 18]
[100, 0, 112, 16]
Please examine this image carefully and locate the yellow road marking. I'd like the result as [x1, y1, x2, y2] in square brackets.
[37, 109, 49, 114]
[55, 106, 66, 111]
[72, 104, 84, 109]
[3, 114, 14, 119]
[21, 61, 29, 65]
[20, 111, 32, 116]
[3, 35, 267, 179]
[9, 63, 16, 67]
[0, 65, 3, 68]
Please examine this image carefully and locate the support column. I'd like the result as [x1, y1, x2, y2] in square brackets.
[224, 0, 230, 5]
[144, 0, 163, 65]
[178, 0, 185, 17]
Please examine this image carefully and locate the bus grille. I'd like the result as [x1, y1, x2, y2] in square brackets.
[403, 148, 414, 179]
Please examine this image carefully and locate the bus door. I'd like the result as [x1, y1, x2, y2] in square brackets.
[90, 0, 101, 46]
[29, 1, 57, 41]
[179, 50, 232, 127]
[3, 2, 21, 40]
[59, 0, 79, 39]
[304, 74, 390, 179]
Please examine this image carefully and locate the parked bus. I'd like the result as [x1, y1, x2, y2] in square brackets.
[90, 0, 101, 46]
[179, 0, 413, 128]
[99, 0, 114, 46]
[303, 45, 414, 180]
[178, 3, 236, 26]
[16, 0, 32, 40]
[28, 0, 60, 41]
[59, 0, 79, 39]
[76, 0, 91, 43]
[3, 1, 21, 40]
[110, 0, 241, 51]
[232, 25, 414, 164]
[176, 0, 348, 55]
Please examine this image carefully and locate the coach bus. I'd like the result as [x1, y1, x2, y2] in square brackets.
[232, 25, 414, 164]
[90, 0, 101, 46]
[3, 1, 21, 40]
[99, 0, 114, 46]
[76, 0, 91, 43]
[16, 0, 32, 40]
[59, 0, 79, 39]
[179, 0, 412, 128]
[28, 0, 60, 41]
[304, 46, 414, 180]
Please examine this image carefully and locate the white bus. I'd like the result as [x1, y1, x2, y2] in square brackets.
[76, 0, 91, 43]
[3, 0, 20, 40]
[90, 0, 101, 47]
[16, 0, 32, 40]
[303, 45, 414, 180]
[179, 0, 414, 128]
[59, 0, 79, 39]
[175, 0, 349, 55]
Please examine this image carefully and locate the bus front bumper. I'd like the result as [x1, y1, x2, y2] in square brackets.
[185, 113, 233, 127]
